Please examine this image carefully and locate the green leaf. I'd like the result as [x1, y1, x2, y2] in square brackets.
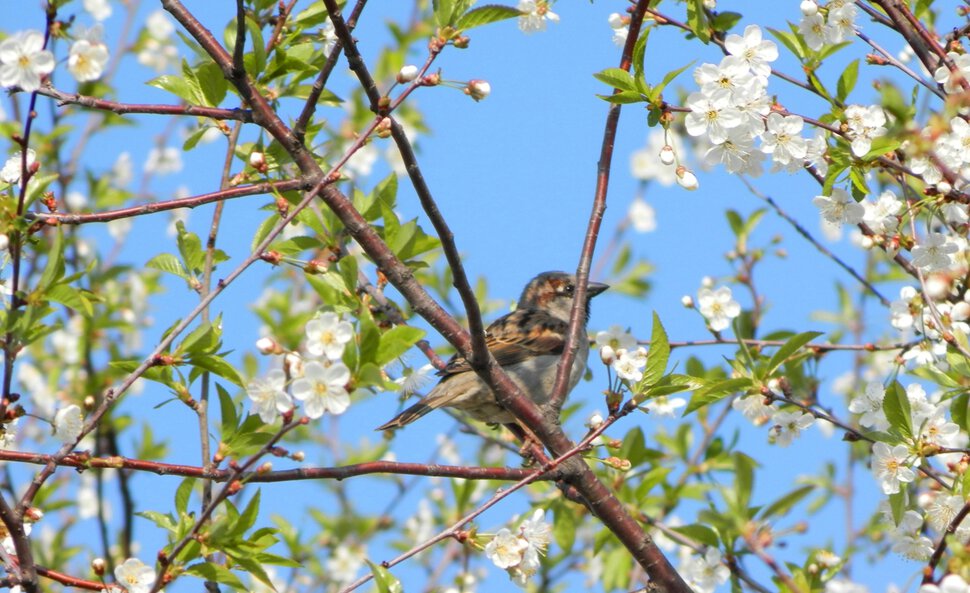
[175, 478, 195, 516]
[552, 503, 576, 553]
[685, 377, 753, 415]
[147, 74, 196, 102]
[733, 453, 756, 512]
[686, 0, 710, 42]
[883, 381, 912, 439]
[759, 484, 814, 519]
[237, 490, 261, 534]
[642, 312, 670, 386]
[765, 331, 824, 377]
[953, 393, 970, 434]
[188, 354, 245, 388]
[376, 326, 426, 367]
[671, 524, 719, 547]
[596, 90, 645, 104]
[455, 5, 523, 30]
[184, 562, 247, 591]
[367, 560, 402, 593]
[766, 26, 805, 61]
[218, 382, 239, 435]
[136, 510, 177, 532]
[176, 221, 205, 273]
[45, 284, 94, 317]
[593, 68, 636, 92]
[146, 253, 191, 281]
[837, 59, 859, 103]
[711, 11, 742, 32]
[197, 62, 228, 107]
[649, 61, 695, 102]
[37, 229, 65, 291]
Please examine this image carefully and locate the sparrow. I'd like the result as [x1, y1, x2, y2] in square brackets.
[377, 271, 608, 430]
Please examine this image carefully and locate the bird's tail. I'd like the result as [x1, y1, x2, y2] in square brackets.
[375, 401, 435, 431]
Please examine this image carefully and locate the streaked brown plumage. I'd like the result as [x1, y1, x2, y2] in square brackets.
[377, 272, 608, 430]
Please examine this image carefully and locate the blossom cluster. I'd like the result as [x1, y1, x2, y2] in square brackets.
[246, 312, 354, 423]
[593, 326, 686, 416]
[797, 1, 859, 52]
[0, 27, 110, 93]
[484, 509, 552, 587]
[683, 25, 825, 179]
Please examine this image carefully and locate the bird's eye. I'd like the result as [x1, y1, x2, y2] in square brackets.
[563, 284, 575, 295]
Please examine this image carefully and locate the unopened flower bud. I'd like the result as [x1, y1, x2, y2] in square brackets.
[464, 79, 491, 102]
[586, 411, 604, 429]
[258, 461, 273, 474]
[681, 295, 694, 308]
[249, 151, 266, 171]
[292, 450, 305, 462]
[397, 65, 419, 83]
[285, 352, 304, 377]
[256, 337, 281, 355]
[83, 395, 96, 409]
[607, 13, 626, 29]
[24, 507, 43, 522]
[603, 456, 632, 471]
[675, 166, 698, 190]
[800, 0, 818, 15]
[92, 558, 106, 576]
[659, 144, 675, 165]
[599, 345, 616, 365]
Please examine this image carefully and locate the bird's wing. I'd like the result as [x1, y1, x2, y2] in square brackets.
[437, 308, 568, 377]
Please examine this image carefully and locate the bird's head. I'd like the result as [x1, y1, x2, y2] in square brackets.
[518, 271, 609, 322]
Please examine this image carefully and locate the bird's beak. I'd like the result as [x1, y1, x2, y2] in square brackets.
[587, 282, 609, 298]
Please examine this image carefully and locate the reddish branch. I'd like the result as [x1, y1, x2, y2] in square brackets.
[31, 178, 311, 226]
[34, 565, 107, 592]
[0, 449, 541, 482]
[37, 86, 254, 121]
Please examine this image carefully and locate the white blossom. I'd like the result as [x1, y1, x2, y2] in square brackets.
[680, 548, 729, 593]
[813, 188, 864, 227]
[0, 150, 36, 185]
[912, 232, 959, 272]
[246, 369, 292, 423]
[114, 558, 155, 593]
[0, 30, 54, 92]
[724, 25, 778, 79]
[872, 442, 916, 494]
[83, 0, 112, 21]
[144, 146, 183, 175]
[799, 13, 826, 51]
[697, 286, 740, 332]
[305, 312, 354, 360]
[934, 52, 970, 94]
[848, 382, 888, 430]
[761, 113, 808, 166]
[627, 198, 656, 233]
[769, 409, 814, 446]
[517, 0, 558, 34]
[68, 39, 109, 82]
[685, 89, 743, 144]
[53, 404, 84, 444]
[291, 361, 351, 418]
